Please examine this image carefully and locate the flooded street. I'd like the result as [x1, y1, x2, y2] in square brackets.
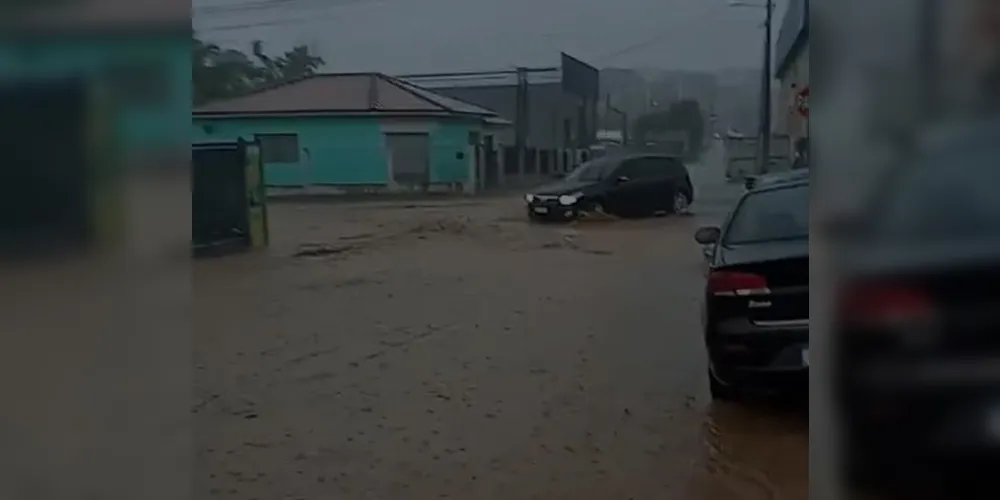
[193, 145, 807, 499]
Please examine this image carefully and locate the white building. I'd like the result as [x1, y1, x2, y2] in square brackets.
[774, 0, 809, 155]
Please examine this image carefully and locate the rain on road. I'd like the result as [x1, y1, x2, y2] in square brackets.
[194, 145, 807, 500]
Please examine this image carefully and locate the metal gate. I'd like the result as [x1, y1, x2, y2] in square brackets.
[386, 133, 430, 188]
[1, 78, 94, 258]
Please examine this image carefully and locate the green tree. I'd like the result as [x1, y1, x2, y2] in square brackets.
[192, 38, 325, 106]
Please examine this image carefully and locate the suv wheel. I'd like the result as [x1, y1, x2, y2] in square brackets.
[672, 191, 691, 214]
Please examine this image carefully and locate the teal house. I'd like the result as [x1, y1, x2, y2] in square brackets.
[0, 3, 189, 156]
[193, 73, 510, 193]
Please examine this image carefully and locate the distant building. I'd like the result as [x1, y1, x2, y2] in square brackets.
[398, 54, 600, 150]
[599, 68, 650, 125]
[774, 0, 809, 154]
[646, 71, 718, 117]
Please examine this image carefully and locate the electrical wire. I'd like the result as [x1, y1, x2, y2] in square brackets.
[197, 0, 737, 64]
[592, 4, 732, 63]
[195, 0, 397, 32]
[195, 0, 383, 17]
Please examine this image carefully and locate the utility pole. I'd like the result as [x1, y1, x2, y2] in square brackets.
[515, 67, 529, 178]
[729, 0, 775, 172]
[759, 0, 774, 173]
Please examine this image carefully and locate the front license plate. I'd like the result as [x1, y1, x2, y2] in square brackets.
[802, 348, 809, 367]
[533, 206, 549, 214]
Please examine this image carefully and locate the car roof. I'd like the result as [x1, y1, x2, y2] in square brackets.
[748, 177, 808, 193]
[750, 171, 809, 190]
[602, 150, 684, 162]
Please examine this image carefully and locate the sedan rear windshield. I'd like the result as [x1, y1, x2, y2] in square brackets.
[871, 144, 1000, 243]
[724, 184, 809, 245]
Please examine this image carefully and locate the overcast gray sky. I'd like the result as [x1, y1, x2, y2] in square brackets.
[193, 0, 786, 73]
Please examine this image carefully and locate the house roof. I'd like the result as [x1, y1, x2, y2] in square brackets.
[3, 0, 187, 35]
[194, 73, 502, 118]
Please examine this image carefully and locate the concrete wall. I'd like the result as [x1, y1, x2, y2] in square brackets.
[192, 115, 479, 190]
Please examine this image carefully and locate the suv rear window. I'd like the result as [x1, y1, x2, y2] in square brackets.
[723, 184, 809, 245]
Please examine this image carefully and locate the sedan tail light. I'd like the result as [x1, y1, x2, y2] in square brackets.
[707, 271, 770, 296]
[837, 282, 938, 327]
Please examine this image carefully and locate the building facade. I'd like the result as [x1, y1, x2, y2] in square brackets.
[193, 73, 508, 193]
[774, 0, 809, 155]
[0, 5, 189, 252]
[599, 68, 650, 129]
[0, 31, 189, 157]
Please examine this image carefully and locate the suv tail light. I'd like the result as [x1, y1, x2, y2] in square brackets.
[838, 282, 938, 327]
[707, 271, 770, 296]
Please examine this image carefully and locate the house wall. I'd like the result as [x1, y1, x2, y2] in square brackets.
[0, 35, 190, 155]
[192, 115, 479, 189]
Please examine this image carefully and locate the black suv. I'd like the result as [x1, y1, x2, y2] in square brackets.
[524, 153, 694, 221]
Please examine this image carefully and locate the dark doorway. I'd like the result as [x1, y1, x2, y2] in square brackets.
[0, 78, 91, 259]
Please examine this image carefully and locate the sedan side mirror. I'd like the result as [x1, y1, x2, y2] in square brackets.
[694, 226, 721, 245]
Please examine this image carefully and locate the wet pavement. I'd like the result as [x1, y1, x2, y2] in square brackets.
[194, 141, 807, 499]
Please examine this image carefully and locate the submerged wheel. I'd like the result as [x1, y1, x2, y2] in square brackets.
[672, 191, 691, 214]
[582, 198, 609, 217]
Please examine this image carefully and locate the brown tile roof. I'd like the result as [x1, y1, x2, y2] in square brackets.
[195, 73, 501, 117]
[5, 0, 187, 32]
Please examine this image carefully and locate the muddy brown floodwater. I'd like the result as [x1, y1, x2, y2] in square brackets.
[194, 196, 807, 500]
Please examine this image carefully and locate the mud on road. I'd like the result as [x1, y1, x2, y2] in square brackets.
[194, 196, 807, 500]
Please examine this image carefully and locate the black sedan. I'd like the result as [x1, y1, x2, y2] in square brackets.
[525, 153, 693, 221]
[833, 120, 1000, 495]
[695, 178, 809, 400]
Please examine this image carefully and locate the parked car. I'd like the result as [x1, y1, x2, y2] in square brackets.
[832, 120, 1000, 494]
[744, 168, 809, 190]
[524, 153, 693, 221]
[694, 178, 809, 400]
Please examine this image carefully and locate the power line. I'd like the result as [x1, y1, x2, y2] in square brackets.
[195, 0, 396, 32]
[197, 0, 734, 57]
[194, 0, 380, 17]
[592, 4, 731, 64]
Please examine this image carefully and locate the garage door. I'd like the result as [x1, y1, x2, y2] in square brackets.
[385, 133, 430, 187]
